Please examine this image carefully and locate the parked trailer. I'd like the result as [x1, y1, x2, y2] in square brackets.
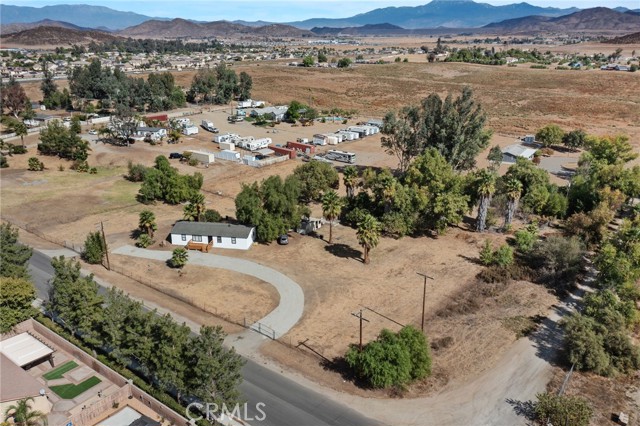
[287, 141, 315, 154]
[271, 145, 296, 159]
[313, 134, 328, 145]
[346, 126, 368, 137]
[201, 120, 217, 132]
[239, 137, 272, 151]
[330, 133, 344, 143]
[214, 133, 238, 143]
[338, 130, 359, 141]
[214, 150, 241, 161]
[325, 150, 356, 164]
[237, 100, 252, 108]
[219, 141, 235, 151]
[182, 126, 199, 136]
[186, 150, 215, 164]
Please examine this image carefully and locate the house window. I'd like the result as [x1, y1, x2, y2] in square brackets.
[181, 234, 187, 241]
[217, 236, 222, 243]
[193, 235, 202, 242]
[231, 238, 236, 244]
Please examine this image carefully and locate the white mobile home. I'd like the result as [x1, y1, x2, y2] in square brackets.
[346, 126, 369, 137]
[338, 130, 359, 141]
[502, 144, 537, 163]
[170, 221, 255, 250]
[135, 127, 167, 141]
[214, 133, 239, 143]
[237, 100, 253, 108]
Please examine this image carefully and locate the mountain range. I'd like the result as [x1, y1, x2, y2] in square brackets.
[118, 19, 314, 38]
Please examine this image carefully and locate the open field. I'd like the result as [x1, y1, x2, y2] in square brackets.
[3, 57, 640, 398]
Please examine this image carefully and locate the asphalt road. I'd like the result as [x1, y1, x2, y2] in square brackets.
[28, 249, 381, 426]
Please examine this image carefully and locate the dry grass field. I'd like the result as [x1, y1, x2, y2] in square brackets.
[4, 54, 640, 396]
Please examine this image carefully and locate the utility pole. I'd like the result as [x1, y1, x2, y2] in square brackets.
[100, 221, 111, 271]
[416, 272, 434, 332]
[351, 309, 369, 351]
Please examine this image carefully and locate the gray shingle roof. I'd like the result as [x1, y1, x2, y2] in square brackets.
[170, 221, 254, 239]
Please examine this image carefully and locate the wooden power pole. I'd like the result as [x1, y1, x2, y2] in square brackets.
[100, 221, 111, 271]
[351, 309, 369, 351]
[416, 272, 434, 332]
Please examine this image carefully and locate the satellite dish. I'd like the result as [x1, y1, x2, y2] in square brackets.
[39, 389, 46, 396]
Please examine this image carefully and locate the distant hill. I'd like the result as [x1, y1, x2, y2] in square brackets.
[484, 7, 640, 33]
[0, 4, 168, 30]
[0, 19, 90, 35]
[119, 18, 313, 38]
[311, 23, 409, 36]
[288, 0, 579, 29]
[0, 26, 121, 46]
[605, 31, 640, 44]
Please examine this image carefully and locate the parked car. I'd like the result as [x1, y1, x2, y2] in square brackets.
[88, 129, 98, 135]
[278, 234, 289, 245]
[169, 152, 183, 159]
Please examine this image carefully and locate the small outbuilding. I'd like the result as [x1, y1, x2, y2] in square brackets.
[502, 144, 537, 163]
[170, 221, 256, 250]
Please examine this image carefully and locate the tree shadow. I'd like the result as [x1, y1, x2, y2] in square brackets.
[528, 304, 570, 366]
[130, 228, 141, 239]
[324, 243, 362, 262]
[457, 254, 484, 266]
[506, 398, 537, 424]
[321, 356, 372, 390]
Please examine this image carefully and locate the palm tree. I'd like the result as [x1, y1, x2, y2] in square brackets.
[357, 213, 381, 265]
[191, 193, 206, 222]
[138, 210, 157, 238]
[183, 203, 198, 222]
[321, 190, 343, 244]
[342, 166, 359, 199]
[503, 177, 523, 230]
[14, 121, 28, 148]
[170, 248, 189, 269]
[474, 168, 497, 233]
[4, 397, 48, 426]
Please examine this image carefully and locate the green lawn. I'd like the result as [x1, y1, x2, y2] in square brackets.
[43, 361, 79, 380]
[49, 376, 102, 399]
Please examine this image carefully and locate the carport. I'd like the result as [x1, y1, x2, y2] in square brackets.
[0, 332, 55, 368]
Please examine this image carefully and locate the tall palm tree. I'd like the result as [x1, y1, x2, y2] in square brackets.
[503, 177, 523, 230]
[138, 210, 157, 238]
[190, 193, 206, 222]
[357, 213, 381, 265]
[183, 203, 198, 222]
[4, 397, 48, 426]
[342, 166, 359, 199]
[321, 190, 343, 244]
[474, 168, 497, 233]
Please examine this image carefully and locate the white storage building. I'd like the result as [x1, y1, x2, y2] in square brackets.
[214, 150, 241, 161]
[186, 150, 215, 164]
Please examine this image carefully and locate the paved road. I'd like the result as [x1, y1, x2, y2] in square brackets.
[28, 249, 381, 426]
[112, 245, 305, 339]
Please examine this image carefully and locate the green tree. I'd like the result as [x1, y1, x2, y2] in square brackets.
[322, 190, 343, 244]
[493, 244, 514, 267]
[536, 124, 564, 148]
[136, 233, 154, 248]
[472, 168, 497, 232]
[38, 120, 90, 161]
[302, 56, 314, 67]
[1, 77, 28, 118]
[343, 166, 359, 199]
[357, 213, 381, 265]
[3, 117, 28, 148]
[203, 209, 222, 222]
[3, 397, 48, 426]
[317, 52, 328, 63]
[82, 231, 106, 265]
[183, 193, 206, 222]
[479, 239, 494, 266]
[501, 177, 523, 229]
[138, 210, 157, 238]
[514, 223, 538, 253]
[48, 256, 103, 336]
[169, 248, 188, 268]
[0, 277, 37, 333]
[487, 144, 503, 170]
[27, 157, 44, 171]
[293, 161, 339, 202]
[534, 392, 592, 426]
[562, 129, 587, 151]
[236, 71, 252, 101]
[0, 223, 32, 279]
[69, 116, 82, 135]
[337, 58, 352, 68]
[529, 235, 585, 287]
[187, 68, 217, 104]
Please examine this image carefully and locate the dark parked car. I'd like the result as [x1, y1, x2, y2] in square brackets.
[169, 152, 183, 159]
[278, 234, 289, 245]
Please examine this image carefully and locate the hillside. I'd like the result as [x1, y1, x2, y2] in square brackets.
[0, 26, 121, 46]
[119, 19, 313, 38]
[0, 4, 167, 30]
[485, 7, 640, 33]
[288, 0, 578, 29]
[0, 19, 90, 35]
[605, 31, 640, 44]
[311, 23, 410, 36]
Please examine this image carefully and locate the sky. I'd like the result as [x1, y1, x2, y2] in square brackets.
[4, 0, 640, 22]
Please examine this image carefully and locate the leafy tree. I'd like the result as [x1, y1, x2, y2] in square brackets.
[479, 239, 495, 266]
[138, 210, 157, 238]
[293, 161, 339, 202]
[203, 209, 222, 222]
[514, 223, 538, 253]
[47, 256, 103, 336]
[69, 116, 82, 135]
[529, 236, 585, 288]
[583, 134, 637, 166]
[487, 144, 503, 170]
[2, 117, 28, 148]
[357, 213, 381, 265]
[237, 71, 253, 101]
[82, 231, 106, 264]
[41, 65, 58, 101]
[0, 277, 37, 333]
[147, 313, 191, 398]
[38, 120, 90, 161]
[342, 166, 359, 199]
[109, 104, 138, 144]
[27, 157, 44, 171]
[302, 56, 314, 67]
[337, 58, 352, 68]
[382, 87, 491, 171]
[563, 313, 611, 374]
[187, 68, 217, 104]
[169, 248, 188, 268]
[0, 223, 32, 279]
[3, 397, 48, 426]
[562, 129, 587, 151]
[322, 190, 343, 244]
[183, 325, 245, 408]
[534, 392, 592, 426]
[0, 154, 7, 168]
[214, 62, 237, 104]
[536, 124, 564, 148]
[1, 77, 28, 118]
[317, 52, 328, 63]
[136, 233, 154, 248]
[493, 244, 514, 267]
[471, 168, 497, 232]
[137, 156, 203, 205]
[500, 176, 523, 229]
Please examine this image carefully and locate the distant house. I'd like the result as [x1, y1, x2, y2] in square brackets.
[367, 118, 383, 128]
[135, 127, 167, 141]
[169, 221, 256, 250]
[250, 106, 288, 121]
[23, 113, 56, 128]
[502, 144, 537, 163]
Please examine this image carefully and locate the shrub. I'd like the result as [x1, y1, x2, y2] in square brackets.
[72, 160, 90, 172]
[126, 162, 148, 182]
[514, 223, 538, 253]
[528, 235, 585, 289]
[169, 248, 188, 268]
[479, 239, 494, 266]
[136, 234, 154, 248]
[203, 209, 222, 223]
[58, 164, 65, 171]
[89, 167, 98, 174]
[9, 145, 27, 155]
[188, 158, 198, 166]
[27, 157, 45, 171]
[82, 231, 105, 264]
[534, 392, 592, 426]
[493, 244, 514, 267]
[0, 155, 7, 168]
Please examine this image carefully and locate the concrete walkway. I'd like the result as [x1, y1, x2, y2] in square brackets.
[112, 245, 304, 342]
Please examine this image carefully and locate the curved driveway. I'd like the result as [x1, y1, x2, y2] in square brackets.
[112, 245, 304, 339]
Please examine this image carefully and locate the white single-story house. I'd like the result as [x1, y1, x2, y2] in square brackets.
[502, 144, 538, 163]
[170, 221, 256, 250]
[135, 126, 167, 141]
[250, 106, 288, 121]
